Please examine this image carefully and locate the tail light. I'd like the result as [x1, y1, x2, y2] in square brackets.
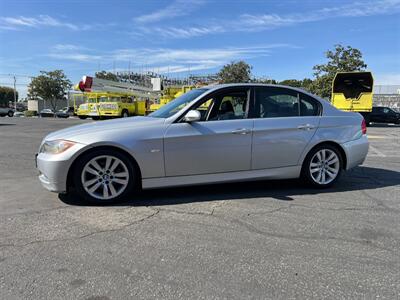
[361, 119, 367, 135]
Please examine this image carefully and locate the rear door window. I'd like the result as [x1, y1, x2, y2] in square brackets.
[255, 87, 320, 118]
[299, 94, 320, 116]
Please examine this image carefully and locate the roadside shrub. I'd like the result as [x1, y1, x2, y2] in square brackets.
[24, 110, 37, 117]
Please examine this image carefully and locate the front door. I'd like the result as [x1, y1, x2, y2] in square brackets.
[164, 87, 253, 176]
[251, 86, 321, 169]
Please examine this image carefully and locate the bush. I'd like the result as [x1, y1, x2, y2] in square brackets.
[24, 110, 37, 117]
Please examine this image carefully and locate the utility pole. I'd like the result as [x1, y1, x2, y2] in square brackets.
[13, 75, 17, 112]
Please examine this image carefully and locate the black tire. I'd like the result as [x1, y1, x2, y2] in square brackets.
[7, 110, 14, 117]
[72, 149, 137, 204]
[78, 116, 87, 120]
[301, 144, 343, 188]
[92, 116, 100, 120]
[121, 110, 129, 118]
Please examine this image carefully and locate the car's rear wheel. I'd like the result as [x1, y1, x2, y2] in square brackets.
[7, 110, 14, 117]
[302, 145, 342, 188]
[73, 149, 136, 204]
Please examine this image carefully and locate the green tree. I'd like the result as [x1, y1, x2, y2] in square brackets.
[251, 77, 277, 84]
[95, 71, 118, 81]
[311, 44, 367, 99]
[301, 78, 313, 91]
[218, 61, 252, 83]
[279, 79, 303, 88]
[0, 86, 18, 106]
[28, 70, 72, 112]
[278, 78, 313, 92]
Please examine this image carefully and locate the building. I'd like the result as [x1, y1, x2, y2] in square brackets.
[373, 85, 400, 110]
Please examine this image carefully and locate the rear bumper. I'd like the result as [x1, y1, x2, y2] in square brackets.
[341, 135, 369, 170]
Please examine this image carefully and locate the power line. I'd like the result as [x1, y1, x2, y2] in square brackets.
[0, 74, 34, 78]
[0, 83, 29, 86]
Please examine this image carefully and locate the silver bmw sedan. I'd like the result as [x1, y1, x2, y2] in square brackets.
[36, 84, 369, 203]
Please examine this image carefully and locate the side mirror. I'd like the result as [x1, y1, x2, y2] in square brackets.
[183, 110, 201, 123]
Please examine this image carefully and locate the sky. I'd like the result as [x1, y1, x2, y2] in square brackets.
[0, 0, 399, 98]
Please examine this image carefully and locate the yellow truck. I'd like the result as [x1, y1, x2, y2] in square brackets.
[148, 86, 195, 113]
[77, 92, 147, 119]
[75, 75, 158, 119]
[331, 72, 374, 123]
[77, 94, 98, 119]
[97, 93, 146, 118]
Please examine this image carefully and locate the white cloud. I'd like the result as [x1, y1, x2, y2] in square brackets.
[238, 0, 400, 31]
[49, 44, 102, 61]
[52, 44, 84, 51]
[0, 15, 115, 31]
[47, 44, 297, 73]
[137, 0, 400, 38]
[0, 15, 79, 30]
[110, 44, 295, 64]
[142, 25, 224, 39]
[134, 0, 205, 23]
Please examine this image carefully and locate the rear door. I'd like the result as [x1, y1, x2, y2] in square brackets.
[251, 86, 321, 169]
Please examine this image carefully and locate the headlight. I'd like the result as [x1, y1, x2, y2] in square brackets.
[40, 140, 76, 154]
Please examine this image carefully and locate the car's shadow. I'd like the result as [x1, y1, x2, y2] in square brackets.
[59, 166, 400, 207]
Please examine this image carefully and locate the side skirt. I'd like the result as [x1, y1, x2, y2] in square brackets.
[142, 166, 301, 189]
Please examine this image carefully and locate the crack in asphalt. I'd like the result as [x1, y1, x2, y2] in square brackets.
[0, 208, 160, 249]
[0, 205, 71, 217]
[0, 197, 398, 253]
[230, 218, 399, 257]
[359, 190, 399, 212]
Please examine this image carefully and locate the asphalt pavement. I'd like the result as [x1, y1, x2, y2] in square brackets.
[0, 117, 399, 299]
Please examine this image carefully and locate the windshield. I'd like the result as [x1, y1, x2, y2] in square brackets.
[149, 88, 208, 118]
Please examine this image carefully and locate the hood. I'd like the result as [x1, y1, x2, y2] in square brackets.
[44, 116, 165, 142]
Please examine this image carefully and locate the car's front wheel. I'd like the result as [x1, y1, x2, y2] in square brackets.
[122, 110, 129, 118]
[302, 145, 342, 188]
[7, 110, 14, 117]
[73, 149, 136, 204]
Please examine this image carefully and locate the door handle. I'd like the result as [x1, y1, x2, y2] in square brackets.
[297, 124, 315, 130]
[231, 128, 251, 135]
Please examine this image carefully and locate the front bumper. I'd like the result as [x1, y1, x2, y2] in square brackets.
[99, 111, 120, 117]
[342, 135, 369, 170]
[36, 143, 87, 193]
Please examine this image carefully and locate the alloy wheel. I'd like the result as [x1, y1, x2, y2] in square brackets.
[309, 149, 340, 185]
[81, 155, 130, 200]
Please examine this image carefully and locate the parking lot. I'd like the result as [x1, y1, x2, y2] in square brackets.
[0, 117, 399, 299]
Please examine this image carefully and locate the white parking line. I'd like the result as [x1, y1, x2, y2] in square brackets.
[368, 145, 387, 157]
